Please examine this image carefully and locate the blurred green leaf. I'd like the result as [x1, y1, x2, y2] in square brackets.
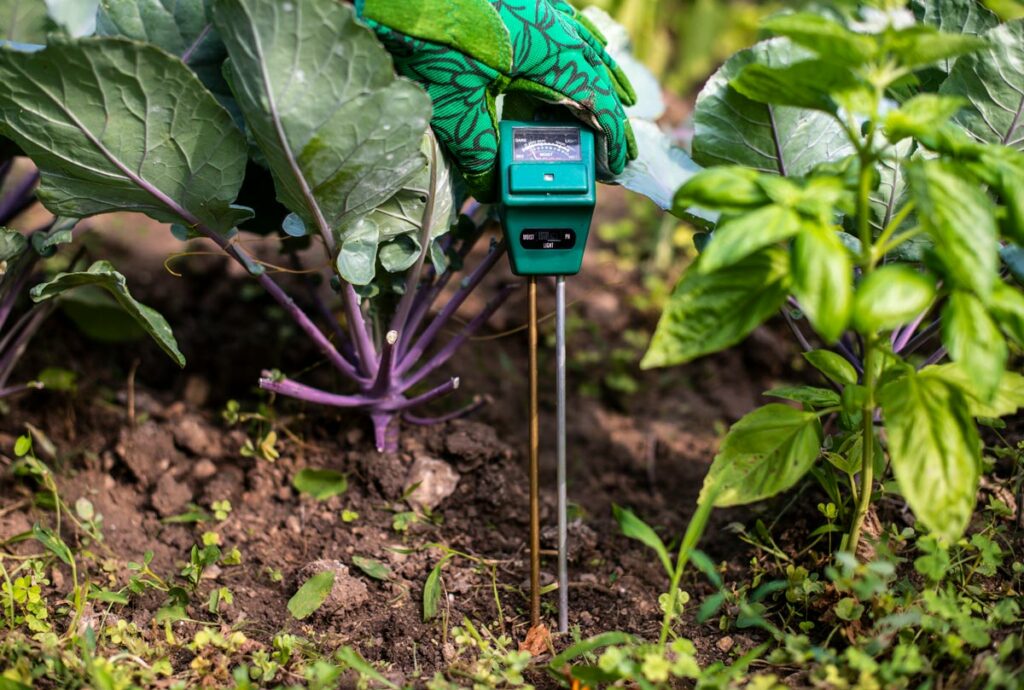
[852, 265, 935, 332]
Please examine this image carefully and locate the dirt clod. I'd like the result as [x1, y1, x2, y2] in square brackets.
[173, 415, 223, 458]
[298, 560, 369, 615]
[151, 473, 192, 517]
[404, 456, 460, 510]
[117, 422, 184, 487]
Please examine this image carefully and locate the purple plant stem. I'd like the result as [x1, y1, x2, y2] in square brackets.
[919, 347, 948, 369]
[343, 284, 378, 377]
[369, 330, 399, 396]
[903, 320, 941, 355]
[402, 284, 517, 389]
[0, 303, 53, 388]
[403, 395, 488, 425]
[0, 381, 44, 399]
[259, 374, 371, 408]
[892, 309, 929, 353]
[0, 171, 39, 224]
[396, 242, 506, 376]
[372, 413, 399, 453]
[0, 161, 12, 189]
[0, 260, 35, 333]
[834, 339, 864, 374]
[781, 309, 814, 353]
[386, 376, 460, 412]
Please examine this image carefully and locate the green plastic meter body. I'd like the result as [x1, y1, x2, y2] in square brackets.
[498, 120, 597, 276]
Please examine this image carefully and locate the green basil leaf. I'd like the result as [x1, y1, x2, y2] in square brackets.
[884, 94, 968, 143]
[642, 247, 789, 368]
[30, 260, 184, 367]
[791, 221, 853, 343]
[699, 205, 801, 273]
[923, 363, 1024, 419]
[673, 166, 770, 213]
[764, 385, 841, 408]
[761, 12, 876, 66]
[880, 370, 980, 541]
[941, 290, 1007, 400]
[804, 349, 858, 386]
[853, 265, 935, 332]
[699, 404, 823, 507]
[885, 25, 987, 69]
[989, 281, 1024, 345]
[908, 159, 999, 299]
[731, 59, 859, 114]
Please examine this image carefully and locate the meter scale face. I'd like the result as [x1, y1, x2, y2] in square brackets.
[513, 127, 582, 162]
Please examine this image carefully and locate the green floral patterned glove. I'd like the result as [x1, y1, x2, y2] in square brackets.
[355, 0, 638, 199]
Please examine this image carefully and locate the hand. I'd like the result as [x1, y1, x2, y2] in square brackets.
[357, 0, 638, 199]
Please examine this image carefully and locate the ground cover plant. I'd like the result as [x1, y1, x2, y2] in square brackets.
[0, 0, 513, 452]
[1, 0, 1024, 688]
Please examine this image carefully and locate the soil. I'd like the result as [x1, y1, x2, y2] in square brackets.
[0, 190, 815, 687]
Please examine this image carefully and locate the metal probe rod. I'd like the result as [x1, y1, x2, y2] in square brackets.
[556, 275, 568, 633]
[528, 276, 541, 628]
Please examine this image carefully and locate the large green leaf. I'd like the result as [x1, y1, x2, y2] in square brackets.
[698, 204, 800, 273]
[912, 0, 999, 42]
[908, 159, 998, 298]
[212, 0, 432, 265]
[0, 227, 27, 264]
[0, 37, 250, 231]
[1, 0, 47, 42]
[699, 404, 823, 507]
[791, 220, 853, 343]
[30, 260, 184, 366]
[880, 369, 981, 541]
[97, 0, 229, 102]
[287, 570, 334, 620]
[869, 140, 915, 238]
[940, 20, 1024, 150]
[852, 265, 935, 332]
[692, 38, 854, 176]
[941, 290, 1007, 400]
[642, 247, 790, 368]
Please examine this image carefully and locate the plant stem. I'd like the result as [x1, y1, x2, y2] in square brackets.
[659, 495, 715, 646]
[847, 335, 877, 552]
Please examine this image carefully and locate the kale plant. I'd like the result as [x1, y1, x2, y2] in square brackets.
[0, 0, 512, 451]
[645, 0, 1024, 555]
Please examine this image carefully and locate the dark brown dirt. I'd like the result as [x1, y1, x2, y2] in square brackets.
[0, 193, 805, 686]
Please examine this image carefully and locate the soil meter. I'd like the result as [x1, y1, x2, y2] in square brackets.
[498, 121, 597, 634]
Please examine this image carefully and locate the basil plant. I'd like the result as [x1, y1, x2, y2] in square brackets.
[645, 0, 1024, 549]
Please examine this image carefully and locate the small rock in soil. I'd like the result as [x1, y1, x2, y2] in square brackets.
[298, 560, 369, 614]
[151, 473, 193, 518]
[717, 636, 735, 653]
[192, 459, 217, 480]
[404, 456, 459, 511]
[116, 422, 185, 487]
[173, 415, 223, 458]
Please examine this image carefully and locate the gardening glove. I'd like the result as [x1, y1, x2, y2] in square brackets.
[355, 0, 638, 201]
